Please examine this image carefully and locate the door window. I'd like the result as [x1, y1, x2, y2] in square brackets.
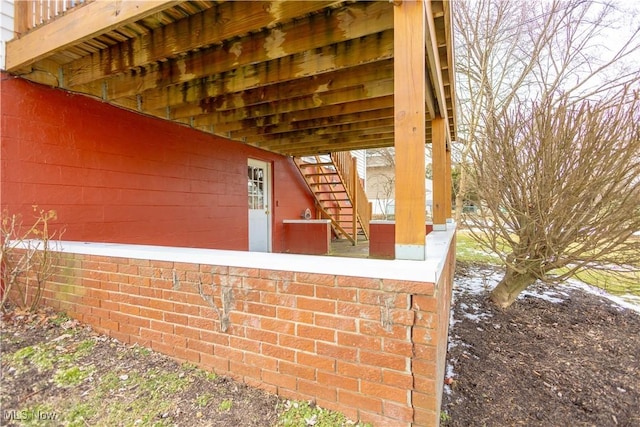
[248, 165, 265, 210]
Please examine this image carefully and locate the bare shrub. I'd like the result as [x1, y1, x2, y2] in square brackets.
[1, 207, 63, 312]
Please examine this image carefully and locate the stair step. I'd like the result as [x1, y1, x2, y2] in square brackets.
[309, 182, 343, 186]
[295, 155, 370, 242]
[304, 173, 339, 178]
[298, 162, 334, 168]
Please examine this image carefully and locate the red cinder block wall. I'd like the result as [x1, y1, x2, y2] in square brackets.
[0, 75, 315, 251]
[282, 221, 331, 255]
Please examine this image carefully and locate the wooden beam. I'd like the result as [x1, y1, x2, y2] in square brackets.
[6, 1, 182, 71]
[140, 59, 394, 117]
[257, 131, 395, 152]
[228, 110, 433, 144]
[394, 0, 426, 260]
[424, 70, 437, 120]
[171, 79, 394, 124]
[67, 5, 392, 97]
[432, 116, 447, 228]
[282, 141, 394, 157]
[424, 0, 452, 144]
[445, 140, 453, 219]
[264, 137, 395, 157]
[229, 107, 395, 141]
[190, 95, 395, 135]
[243, 118, 395, 145]
[442, 0, 457, 142]
[74, 27, 394, 104]
[60, 1, 341, 87]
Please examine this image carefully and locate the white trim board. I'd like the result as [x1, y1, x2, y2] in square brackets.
[15, 224, 456, 284]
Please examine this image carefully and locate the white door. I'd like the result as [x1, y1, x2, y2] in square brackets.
[248, 159, 271, 252]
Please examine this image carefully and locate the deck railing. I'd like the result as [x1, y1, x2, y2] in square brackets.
[14, 0, 91, 36]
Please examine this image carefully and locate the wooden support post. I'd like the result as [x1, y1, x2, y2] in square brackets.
[352, 156, 358, 246]
[394, 0, 426, 260]
[445, 140, 453, 221]
[432, 116, 447, 230]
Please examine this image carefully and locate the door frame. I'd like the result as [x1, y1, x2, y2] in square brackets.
[247, 158, 272, 252]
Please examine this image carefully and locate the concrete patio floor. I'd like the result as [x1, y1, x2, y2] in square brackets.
[329, 238, 370, 258]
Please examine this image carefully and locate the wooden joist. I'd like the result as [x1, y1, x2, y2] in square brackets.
[6, 1, 182, 71]
[61, 1, 344, 87]
[141, 60, 394, 118]
[6, 0, 456, 159]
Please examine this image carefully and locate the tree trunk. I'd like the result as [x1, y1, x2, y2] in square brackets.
[490, 266, 537, 308]
[454, 166, 467, 223]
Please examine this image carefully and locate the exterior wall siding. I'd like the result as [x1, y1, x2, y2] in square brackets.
[0, 75, 315, 251]
[20, 241, 456, 426]
[0, 0, 13, 70]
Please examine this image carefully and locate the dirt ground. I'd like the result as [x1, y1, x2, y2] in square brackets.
[0, 309, 281, 426]
[442, 263, 640, 427]
[1, 262, 638, 426]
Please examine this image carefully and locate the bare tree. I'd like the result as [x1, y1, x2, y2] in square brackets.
[469, 87, 640, 308]
[455, 0, 640, 307]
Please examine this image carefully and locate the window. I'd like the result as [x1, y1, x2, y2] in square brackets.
[247, 165, 265, 210]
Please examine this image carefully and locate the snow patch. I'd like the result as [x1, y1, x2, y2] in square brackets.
[444, 362, 456, 395]
[563, 279, 640, 314]
[460, 302, 493, 321]
[519, 289, 567, 304]
[453, 266, 639, 314]
[454, 268, 501, 296]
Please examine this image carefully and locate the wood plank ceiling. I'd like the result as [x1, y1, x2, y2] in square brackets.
[6, 0, 456, 157]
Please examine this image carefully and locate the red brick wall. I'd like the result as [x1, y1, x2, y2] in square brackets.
[30, 246, 456, 427]
[412, 234, 456, 425]
[0, 75, 314, 251]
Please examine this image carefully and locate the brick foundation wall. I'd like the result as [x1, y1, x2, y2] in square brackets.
[412, 234, 456, 425]
[22, 240, 455, 426]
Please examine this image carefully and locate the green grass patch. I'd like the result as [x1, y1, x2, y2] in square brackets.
[457, 230, 640, 302]
[456, 231, 501, 264]
[16, 403, 59, 426]
[50, 312, 71, 327]
[53, 365, 94, 387]
[195, 392, 214, 408]
[218, 398, 233, 412]
[567, 269, 640, 299]
[91, 368, 191, 425]
[10, 344, 56, 372]
[75, 339, 96, 357]
[276, 400, 372, 427]
[64, 403, 97, 427]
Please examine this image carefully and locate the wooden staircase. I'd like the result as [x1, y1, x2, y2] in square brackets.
[294, 152, 371, 245]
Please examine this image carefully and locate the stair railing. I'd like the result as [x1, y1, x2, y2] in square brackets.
[331, 152, 371, 240]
